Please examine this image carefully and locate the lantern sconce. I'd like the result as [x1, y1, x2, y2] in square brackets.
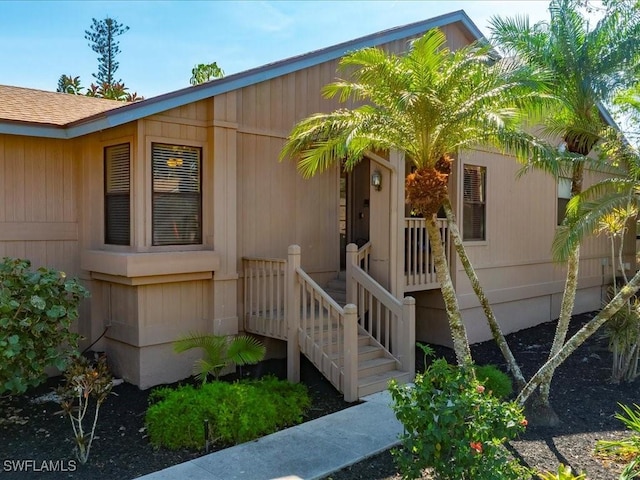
[371, 170, 382, 191]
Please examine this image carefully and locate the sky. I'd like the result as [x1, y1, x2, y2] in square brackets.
[0, 1, 557, 99]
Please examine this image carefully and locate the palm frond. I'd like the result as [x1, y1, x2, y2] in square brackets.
[226, 335, 266, 366]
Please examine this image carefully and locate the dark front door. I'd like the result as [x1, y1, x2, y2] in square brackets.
[340, 159, 370, 269]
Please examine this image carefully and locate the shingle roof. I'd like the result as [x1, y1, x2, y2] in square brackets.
[0, 85, 124, 126]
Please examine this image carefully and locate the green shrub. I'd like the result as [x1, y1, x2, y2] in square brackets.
[145, 376, 310, 449]
[390, 353, 529, 480]
[0, 257, 89, 395]
[474, 364, 513, 399]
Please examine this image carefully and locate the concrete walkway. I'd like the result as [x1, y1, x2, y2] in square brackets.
[137, 390, 403, 480]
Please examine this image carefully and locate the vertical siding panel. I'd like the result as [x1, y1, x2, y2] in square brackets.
[63, 142, 76, 223]
[283, 73, 296, 132]
[270, 76, 283, 134]
[23, 139, 37, 221]
[256, 81, 270, 130]
[47, 141, 64, 222]
[245, 134, 258, 256]
[5, 136, 25, 222]
[243, 85, 257, 130]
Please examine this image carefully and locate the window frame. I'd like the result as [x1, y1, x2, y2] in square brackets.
[462, 164, 487, 242]
[151, 142, 203, 247]
[104, 142, 131, 246]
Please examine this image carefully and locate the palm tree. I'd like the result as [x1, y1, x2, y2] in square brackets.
[280, 28, 550, 368]
[490, 0, 640, 422]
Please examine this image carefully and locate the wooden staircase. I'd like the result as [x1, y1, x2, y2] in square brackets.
[322, 274, 412, 398]
[243, 244, 415, 402]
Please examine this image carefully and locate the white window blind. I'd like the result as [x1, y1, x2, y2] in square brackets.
[463, 165, 486, 241]
[104, 143, 130, 245]
[152, 143, 202, 246]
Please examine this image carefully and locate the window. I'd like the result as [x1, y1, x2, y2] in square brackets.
[463, 165, 486, 241]
[557, 177, 572, 226]
[152, 143, 202, 246]
[104, 143, 130, 245]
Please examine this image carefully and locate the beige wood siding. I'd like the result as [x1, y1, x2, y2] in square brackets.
[453, 147, 634, 302]
[0, 135, 79, 274]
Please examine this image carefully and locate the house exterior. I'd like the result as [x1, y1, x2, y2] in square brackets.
[0, 10, 633, 397]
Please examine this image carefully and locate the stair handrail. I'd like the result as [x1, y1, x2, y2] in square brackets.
[287, 245, 359, 402]
[346, 243, 415, 377]
[356, 241, 372, 272]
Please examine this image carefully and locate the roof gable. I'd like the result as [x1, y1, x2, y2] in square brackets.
[0, 10, 483, 139]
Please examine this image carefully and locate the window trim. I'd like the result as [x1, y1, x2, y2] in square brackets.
[104, 142, 131, 246]
[462, 164, 487, 243]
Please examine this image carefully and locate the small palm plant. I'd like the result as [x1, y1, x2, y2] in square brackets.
[174, 334, 266, 383]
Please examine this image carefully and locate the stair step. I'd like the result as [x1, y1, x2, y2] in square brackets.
[330, 343, 384, 362]
[358, 356, 397, 377]
[358, 370, 413, 398]
[325, 278, 346, 291]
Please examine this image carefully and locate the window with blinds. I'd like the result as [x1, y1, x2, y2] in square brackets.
[463, 165, 486, 241]
[152, 143, 202, 246]
[104, 143, 130, 245]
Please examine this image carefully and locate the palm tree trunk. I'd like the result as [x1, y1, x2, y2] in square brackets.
[536, 244, 580, 406]
[442, 199, 526, 390]
[517, 267, 640, 405]
[425, 214, 473, 366]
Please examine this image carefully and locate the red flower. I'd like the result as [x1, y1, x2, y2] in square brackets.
[476, 385, 485, 394]
[470, 441, 483, 454]
[520, 419, 528, 427]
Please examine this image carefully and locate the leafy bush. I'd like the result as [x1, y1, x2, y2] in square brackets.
[0, 257, 89, 394]
[390, 350, 529, 480]
[474, 364, 513, 399]
[173, 333, 266, 382]
[595, 403, 640, 479]
[145, 376, 310, 449]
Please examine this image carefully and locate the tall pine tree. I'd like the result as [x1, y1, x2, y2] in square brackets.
[85, 17, 129, 86]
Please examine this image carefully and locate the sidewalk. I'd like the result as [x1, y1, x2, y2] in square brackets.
[136, 390, 402, 480]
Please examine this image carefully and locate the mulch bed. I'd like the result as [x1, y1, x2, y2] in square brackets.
[1, 311, 638, 479]
[0, 356, 351, 480]
[324, 311, 640, 480]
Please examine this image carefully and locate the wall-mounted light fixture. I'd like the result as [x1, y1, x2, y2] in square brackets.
[371, 170, 382, 191]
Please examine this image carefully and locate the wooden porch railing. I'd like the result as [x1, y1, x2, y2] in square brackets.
[346, 243, 415, 377]
[243, 257, 287, 340]
[404, 217, 449, 292]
